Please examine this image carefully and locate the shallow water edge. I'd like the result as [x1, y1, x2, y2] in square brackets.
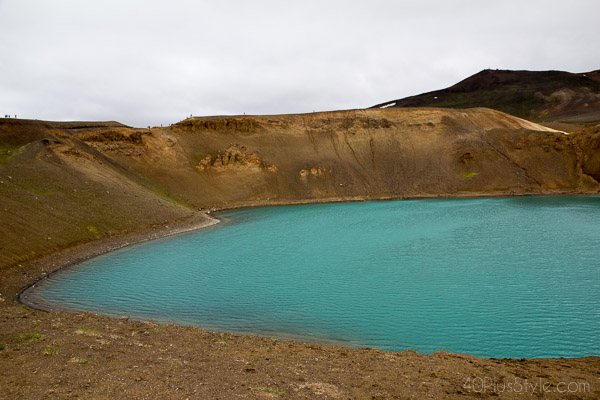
[18, 212, 221, 312]
[17, 191, 545, 311]
[17, 192, 600, 359]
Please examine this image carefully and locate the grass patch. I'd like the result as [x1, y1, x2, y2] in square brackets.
[32, 187, 56, 196]
[0, 344, 5, 351]
[137, 172, 195, 210]
[75, 328, 102, 337]
[153, 186, 192, 208]
[255, 387, 287, 396]
[462, 172, 479, 179]
[44, 347, 58, 356]
[537, 110, 550, 119]
[0, 143, 24, 166]
[19, 333, 42, 342]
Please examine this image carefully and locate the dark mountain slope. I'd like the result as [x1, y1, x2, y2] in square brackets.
[373, 69, 600, 124]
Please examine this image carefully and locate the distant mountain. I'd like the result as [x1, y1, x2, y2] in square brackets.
[372, 69, 600, 123]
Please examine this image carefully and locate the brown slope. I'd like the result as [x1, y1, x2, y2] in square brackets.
[372, 69, 600, 125]
[0, 119, 195, 269]
[74, 108, 598, 211]
[2, 108, 599, 270]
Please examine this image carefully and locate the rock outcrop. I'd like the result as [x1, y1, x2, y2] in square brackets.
[196, 145, 276, 172]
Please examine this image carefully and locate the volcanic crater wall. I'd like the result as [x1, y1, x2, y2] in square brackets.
[112, 108, 598, 208]
[1, 108, 599, 268]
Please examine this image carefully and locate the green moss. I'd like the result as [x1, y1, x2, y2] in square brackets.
[75, 328, 102, 337]
[86, 225, 100, 235]
[462, 172, 479, 179]
[152, 185, 193, 209]
[0, 344, 5, 351]
[44, 347, 58, 356]
[262, 387, 286, 396]
[32, 188, 52, 196]
[537, 110, 550, 119]
[19, 333, 42, 342]
[0, 143, 24, 165]
[137, 173, 194, 209]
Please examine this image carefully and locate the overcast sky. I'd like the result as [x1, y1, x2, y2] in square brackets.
[1, 0, 599, 127]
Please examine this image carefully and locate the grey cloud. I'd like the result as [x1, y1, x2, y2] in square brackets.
[1, 0, 599, 127]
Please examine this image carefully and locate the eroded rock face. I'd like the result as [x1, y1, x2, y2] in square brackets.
[178, 117, 262, 133]
[77, 129, 150, 157]
[3, 107, 598, 215]
[196, 144, 276, 172]
[302, 115, 395, 131]
[110, 108, 598, 207]
[299, 167, 331, 179]
[574, 125, 600, 182]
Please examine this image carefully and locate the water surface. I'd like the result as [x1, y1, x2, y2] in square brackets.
[26, 196, 600, 358]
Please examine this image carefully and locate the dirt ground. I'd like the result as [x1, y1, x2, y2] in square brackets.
[1, 214, 599, 400]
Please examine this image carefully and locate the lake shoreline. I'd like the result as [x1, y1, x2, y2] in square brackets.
[20, 194, 600, 359]
[2, 194, 600, 398]
[15, 189, 593, 312]
[17, 212, 221, 314]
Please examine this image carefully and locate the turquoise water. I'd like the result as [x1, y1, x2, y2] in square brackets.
[26, 196, 600, 358]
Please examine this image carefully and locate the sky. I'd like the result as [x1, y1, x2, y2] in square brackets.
[1, 0, 599, 128]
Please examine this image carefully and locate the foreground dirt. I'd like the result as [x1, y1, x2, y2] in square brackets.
[2, 308, 598, 399]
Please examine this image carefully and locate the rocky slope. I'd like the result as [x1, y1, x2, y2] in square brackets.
[373, 69, 600, 125]
[74, 107, 598, 210]
[0, 119, 195, 268]
[1, 107, 599, 269]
